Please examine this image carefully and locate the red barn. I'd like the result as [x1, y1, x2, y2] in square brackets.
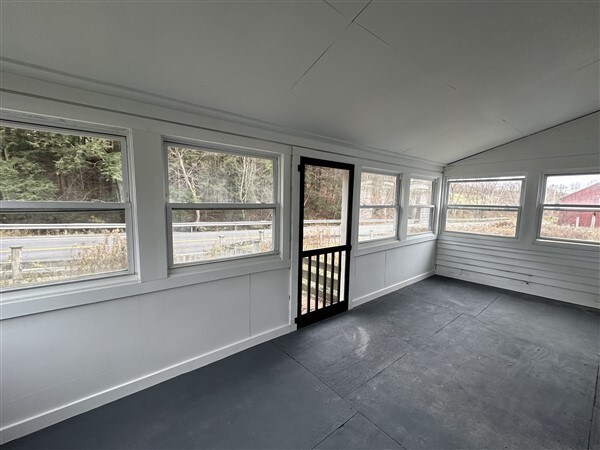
[557, 182, 600, 228]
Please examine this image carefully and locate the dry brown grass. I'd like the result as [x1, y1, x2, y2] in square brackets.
[1, 230, 127, 288]
[445, 219, 517, 237]
[68, 230, 127, 276]
[540, 223, 599, 242]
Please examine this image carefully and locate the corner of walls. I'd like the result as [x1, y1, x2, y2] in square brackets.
[0, 71, 443, 445]
[436, 113, 600, 310]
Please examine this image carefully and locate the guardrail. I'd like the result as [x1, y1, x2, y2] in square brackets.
[0, 219, 400, 231]
[446, 217, 510, 223]
[0, 223, 126, 230]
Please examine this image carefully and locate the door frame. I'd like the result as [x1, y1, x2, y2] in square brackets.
[295, 156, 355, 328]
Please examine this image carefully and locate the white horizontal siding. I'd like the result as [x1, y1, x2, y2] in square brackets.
[437, 239, 599, 271]
[436, 265, 598, 309]
[437, 256, 598, 292]
[436, 235, 600, 307]
[438, 113, 600, 310]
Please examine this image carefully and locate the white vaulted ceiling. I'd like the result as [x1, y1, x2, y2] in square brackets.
[1, 0, 598, 164]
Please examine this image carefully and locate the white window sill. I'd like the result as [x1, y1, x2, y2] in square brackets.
[1, 274, 141, 320]
[533, 238, 600, 253]
[357, 236, 398, 248]
[355, 234, 437, 257]
[439, 231, 519, 242]
[168, 252, 286, 282]
[1, 254, 290, 320]
[406, 232, 436, 242]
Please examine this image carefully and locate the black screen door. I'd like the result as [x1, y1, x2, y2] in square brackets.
[296, 157, 354, 328]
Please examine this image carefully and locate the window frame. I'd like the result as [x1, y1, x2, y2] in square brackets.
[407, 176, 437, 237]
[163, 139, 281, 269]
[442, 176, 525, 239]
[0, 118, 135, 291]
[535, 171, 600, 246]
[357, 170, 401, 244]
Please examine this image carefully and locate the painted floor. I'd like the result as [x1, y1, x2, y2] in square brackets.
[5, 276, 600, 449]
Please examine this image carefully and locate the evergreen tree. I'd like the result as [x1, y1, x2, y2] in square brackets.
[0, 126, 123, 202]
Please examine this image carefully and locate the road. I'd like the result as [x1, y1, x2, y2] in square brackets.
[0, 229, 275, 264]
[0, 222, 402, 265]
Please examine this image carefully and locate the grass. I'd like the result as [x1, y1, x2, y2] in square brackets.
[1, 230, 127, 288]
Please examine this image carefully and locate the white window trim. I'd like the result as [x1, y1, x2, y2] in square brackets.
[535, 171, 600, 247]
[442, 176, 526, 239]
[0, 103, 293, 320]
[0, 117, 136, 293]
[406, 176, 438, 238]
[163, 139, 282, 270]
[357, 170, 401, 245]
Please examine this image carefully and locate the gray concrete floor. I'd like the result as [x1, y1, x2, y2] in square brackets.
[5, 276, 600, 449]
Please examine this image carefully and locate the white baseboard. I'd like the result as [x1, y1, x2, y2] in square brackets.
[0, 324, 292, 445]
[350, 271, 435, 308]
[435, 268, 600, 310]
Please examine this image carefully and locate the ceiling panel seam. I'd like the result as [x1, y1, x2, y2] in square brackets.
[0, 86, 443, 169]
[322, 0, 344, 17]
[2, 57, 441, 164]
[290, 0, 373, 91]
[499, 117, 524, 134]
[288, 34, 344, 91]
[353, 21, 393, 48]
[447, 152, 600, 168]
[397, 114, 524, 157]
[446, 110, 600, 166]
[539, 58, 600, 89]
[351, 0, 373, 23]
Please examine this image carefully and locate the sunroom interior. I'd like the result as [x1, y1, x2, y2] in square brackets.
[0, 1, 599, 449]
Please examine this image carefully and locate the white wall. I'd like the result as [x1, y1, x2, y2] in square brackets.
[352, 239, 437, 304]
[437, 113, 600, 309]
[0, 73, 441, 443]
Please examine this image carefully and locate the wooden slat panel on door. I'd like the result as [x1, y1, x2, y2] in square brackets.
[296, 158, 354, 328]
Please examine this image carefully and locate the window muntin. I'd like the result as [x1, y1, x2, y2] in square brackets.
[0, 122, 131, 290]
[166, 142, 278, 266]
[358, 172, 399, 242]
[444, 177, 524, 237]
[538, 173, 600, 244]
[408, 178, 435, 235]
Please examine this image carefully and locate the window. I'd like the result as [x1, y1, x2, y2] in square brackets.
[538, 173, 600, 244]
[358, 172, 399, 242]
[444, 177, 524, 237]
[0, 121, 131, 289]
[408, 178, 436, 235]
[165, 142, 278, 266]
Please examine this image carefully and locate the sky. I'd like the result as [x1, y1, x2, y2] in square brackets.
[546, 174, 599, 191]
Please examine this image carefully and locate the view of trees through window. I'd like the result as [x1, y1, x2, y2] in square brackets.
[6, 122, 595, 290]
[0, 125, 128, 288]
[302, 165, 347, 250]
[408, 178, 434, 235]
[300, 164, 350, 315]
[540, 174, 599, 243]
[358, 172, 398, 242]
[445, 178, 523, 237]
[166, 145, 276, 264]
